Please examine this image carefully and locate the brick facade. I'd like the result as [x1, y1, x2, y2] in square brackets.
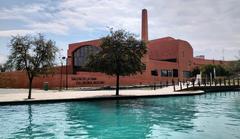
[0, 9, 229, 89]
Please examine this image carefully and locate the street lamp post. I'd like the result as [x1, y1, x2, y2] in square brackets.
[66, 56, 72, 90]
[66, 57, 68, 90]
[62, 56, 66, 90]
[59, 60, 63, 91]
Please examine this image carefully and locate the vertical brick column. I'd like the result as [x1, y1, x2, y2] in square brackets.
[142, 9, 148, 42]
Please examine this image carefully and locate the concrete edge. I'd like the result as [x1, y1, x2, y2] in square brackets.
[0, 91, 205, 106]
[177, 86, 240, 92]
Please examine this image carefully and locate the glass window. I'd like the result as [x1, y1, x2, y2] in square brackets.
[73, 45, 101, 69]
[183, 71, 191, 78]
[161, 70, 168, 77]
[168, 70, 173, 77]
[161, 69, 173, 77]
[173, 69, 178, 77]
[151, 70, 158, 76]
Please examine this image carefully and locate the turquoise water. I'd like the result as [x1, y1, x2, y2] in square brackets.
[0, 92, 240, 139]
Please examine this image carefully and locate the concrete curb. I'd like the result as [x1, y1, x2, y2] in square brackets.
[0, 91, 205, 106]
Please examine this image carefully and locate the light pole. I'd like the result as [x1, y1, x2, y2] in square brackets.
[59, 49, 64, 91]
[62, 56, 66, 90]
[66, 57, 68, 90]
[66, 56, 71, 90]
[59, 59, 63, 91]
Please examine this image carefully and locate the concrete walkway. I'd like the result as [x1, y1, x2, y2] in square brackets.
[0, 87, 205, 105]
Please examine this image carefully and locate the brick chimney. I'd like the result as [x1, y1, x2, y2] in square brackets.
[141, 9, 148, 42]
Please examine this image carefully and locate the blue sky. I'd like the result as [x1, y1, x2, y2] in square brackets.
[0, 0, 240, 64]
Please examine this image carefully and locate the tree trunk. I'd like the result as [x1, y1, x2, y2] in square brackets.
[116, 73, 120, 96]
[28, 77, 33, 99]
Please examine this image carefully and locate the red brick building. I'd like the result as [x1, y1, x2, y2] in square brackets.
[0, 9, 227, 89]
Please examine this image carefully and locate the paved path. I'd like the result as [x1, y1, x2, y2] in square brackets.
[0, 87, 205, 105]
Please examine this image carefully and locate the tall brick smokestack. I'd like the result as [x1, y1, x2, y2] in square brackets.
[141, 9, 148, 42]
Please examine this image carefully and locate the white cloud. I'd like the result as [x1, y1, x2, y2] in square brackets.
[0, 29, 36, 37]
[0, 4, 43, 22]
[0, 0, 240, 60]
[29, 22, 69, 35]
[0, 53, 7, 64]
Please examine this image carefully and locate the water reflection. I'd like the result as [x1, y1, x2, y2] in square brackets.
[224, 92, 240, 124]
[8, 104, 63, 139]
[65, 96, 198, 138]
[193, 91, 240, 139]
[8, 105, 34, 139]
[1, 91, 240, 139]
[26, 105, 33, 137]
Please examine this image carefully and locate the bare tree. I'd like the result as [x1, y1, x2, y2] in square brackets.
[5, 34, 58, 99]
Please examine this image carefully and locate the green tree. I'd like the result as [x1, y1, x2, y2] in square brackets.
[215, 65, 230, 76]
[225, 51, 240, 76]
[201, 64, 230, 78]
[86, 29, 147, 95]
[228, 60, 240, 76]
[191, 67, 200, 77]
[5, 34, 58, 99]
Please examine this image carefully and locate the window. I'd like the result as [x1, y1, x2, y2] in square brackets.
[151, 70, 158, 76]
[173, 69, 178, 77]
[160, 59, 177, 63]
[73, 45, 101, 70]
[183, 71, 191, 78]
[168, 70, 173, 77]
[161, 70, 168, 77]
[161, 69, 173, 77]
